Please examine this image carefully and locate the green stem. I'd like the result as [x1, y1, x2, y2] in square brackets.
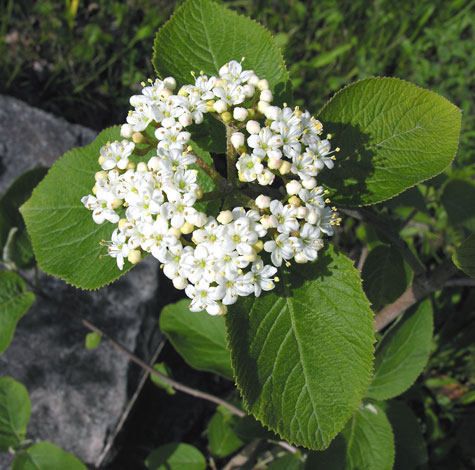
[190, 151, 226, 185]
[226, 125, 238, 186]
[133, 145, 154, 156]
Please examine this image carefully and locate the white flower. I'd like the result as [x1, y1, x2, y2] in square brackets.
[249, 258, 277, 296]
[264, 233, 302, 267]
[155, 123, 191, 150]
[269, 200, 299, 233]
[236, 153, 264, 182]
[247, 128, 283, 160]
[298, 223, 322, 261]
[186, 280, 222, 315]
[100, 140, 135, 171]
[105, 228, 130, 270]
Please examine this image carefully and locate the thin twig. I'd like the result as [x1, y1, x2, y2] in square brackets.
[226, 125, 238, 185]
[444, 278, 475, 288]
[190, 151, 227, 184]
[357, 246, 369, 272]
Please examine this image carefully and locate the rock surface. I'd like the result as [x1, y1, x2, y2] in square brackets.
[0, 95, 161, 468]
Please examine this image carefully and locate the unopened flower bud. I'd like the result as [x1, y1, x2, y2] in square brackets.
[214, 100, 228, 113]
[179, 113, 193, 127]
[168, 227, 182, 239]
[163, 76, 177, 90]
[132, 132, 144, 144]
[264, 106, 280, 120]
[194, 212, 207, 227]
[302, 177, 317, 189]
[297, 206, 307, 218]
[205, 100, 215, 112]
[294, 252, 308, 264]
[286, 180, 302, 195]
[129, 95, 140, 107]
[260, 215, 277, 229]
[159, 88, 173, 101]
[244, 249, 258, 262]
[173, 276, 187, 290]
[111, 198, 123, 210]
[288, 196, 301, 206]
[127, 161, 136, 170]
[233, 107, 248, 122]
[248, 74, 259, 87]
[118, 218, 128, 229]
[257, 100, 270, 114]
[255, 194, 271, 209]
[195, 188, 203, 199]
[253, 240, 264, 252]
[279, 161, 292, 175]
[246, 120, 261, 135]
[217, 210, 233, 224]
[215, 78, 224, 87]
[221, 111, 232, 123]
[268, 157, 282, 169]
[98, 156, 106, 166]
[243, 84, 255, 98]
[216, 303, 228, 316]
[95, 171, 108, 181]
[306, 209, 318, 225]
[257, 79, 269, 91]
[247, 108, 256, 119]
[148, 156, 160, 171]
[230, 132, 245, 149]
[260, 89, 273, 103]
[180, 221, 194, 234]
[128, 249, 142, 265]
[92, 184, 98, 195]
[177, 88, 188, 97]
[137, 162, 148, 172]
[120, 123, 134, 138]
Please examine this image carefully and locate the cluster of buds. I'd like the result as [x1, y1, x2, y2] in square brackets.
[81, 60, 340, 315]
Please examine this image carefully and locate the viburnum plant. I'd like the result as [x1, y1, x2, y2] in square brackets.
[0, 0, 469, 468]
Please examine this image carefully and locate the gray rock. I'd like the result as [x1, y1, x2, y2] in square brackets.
[0, 96, 161, 468]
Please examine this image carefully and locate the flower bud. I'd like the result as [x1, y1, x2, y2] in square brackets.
[132, 132, 144, 144]
[215, 78, 224, 87]
[98, 156, 106, 166]
[286, 180, 302, 195]
[92, 185, 98, 195]
[221, 111, 232, 123]
[257, 100, 270, 114]
[180, 221, 194, 234]
[260, 89, 273, 103]
[127, 161, 136, 170]
[163, 76, 177, 91]
[161, 117, 176, 129]
[288, 196, 301, 207]
[264, 106, 280, 120]
[205, 100, 215, 113]
[213, 100, 228, 113]
[95, 171, 108, 181]
[279, 161, 292, 175]
[248, 74, 260, 87]
[128, 249, 142, 265]
[129, 95, 140, 107]
[137, 162, 148, 172]
[111, 198, 123, 210]
[120, 123, 134, 138]
[244, 249, 258, 262]
[179, 113, 193, 127]
[233, 107, 248, 122]
[168, 227, 182, 239]
[260, 215, 277, 229]
[177, 88, 188, 97]
[246, 120, 261, 135]
[216, 303, 228, 316]
[297, 206, 307, 218]
[230, 132, 245, 149]
[195, 187, 203, 199]
[257, 79, 270, 91]
[302, 177, 317, 189]
[306, 209, 318, 225]
[217, 210, 233, 224]
[147, 156, 160, 171]
[243, 84, 255, 98]
[294, 252, 308, 264]
[173, 276, 187, 290]
[118, 218, 128, 229]
[159, 88, 173, 100]
[255, 194, 271, 209]
[194, 212, 207, 227]
[267, 157, 282, 169]
[253, 240, 264, 252]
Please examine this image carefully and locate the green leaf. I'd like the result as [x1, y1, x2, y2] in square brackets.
[21, 127, 137, 290]
[145, 442, 206, 470]
[207, 409, 244, 457]
[226, 245, 375, 450]
[12, 442, 86, 470]
[268, 453, 304, 470]
[0, 271, 35, 354]
[159, 299, 233, 379]
[0, 167, 48, 269]
[441, 179, 475, 233]
[382, 400, 428, 470]
[85, 332, 101, 350]
[233, 415, 278, 441]
[150, 363, 176, 395]
[362, 245, 409, 310]
[306, 403, 395, 470]
[366, 299, 433, 400]
[453, 234, 475, 278]
[319, 78, 462, 206]
[0, 377, 31, 451]
[153, 0, 291, 152]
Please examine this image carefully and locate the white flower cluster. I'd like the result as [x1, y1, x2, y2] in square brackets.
[81, 60, 340, 315]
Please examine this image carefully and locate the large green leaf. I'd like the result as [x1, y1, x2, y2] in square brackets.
[382, 400, 428, 470]
[453, 234, 475, 278]
[226, 245, 375, 450]
[366, 299, 433, 400]
[268, 453, 304, 470]
[362, 245, 409, 310]
[12, 442, 86, 470]
[159, 299, 233, 380]
[319, 78, 462, 206]
[0, 167, 48, 269]
[0, 377, 31, 451]
[207, 408, 244, 458]
[441, 179, 475, 233]
[306, 403, 395, 470]
[0, 271, 35, 354]
[146, 442, 206, 470]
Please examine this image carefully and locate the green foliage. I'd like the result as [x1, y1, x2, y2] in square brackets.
[150, 363, 176, 395]
[84, 331, 101, 350]
[453, 234, 475, 278]
[366, 299, 433, 400]
[319, 78, 461, 206]
[362, 246, 409, 310]
[0, 377, 31, 451]
[227, 245, 374, 450]
[0, 271, 35, 354]
[0, 167, 48, 269]
[159, 299, 233, 380]
[12, 442, 86, 470]
[441, 179, 475, 234]
[145, 442, 206, 470]
[207, 407, 244, 458]
[268, 453, 304, 470]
